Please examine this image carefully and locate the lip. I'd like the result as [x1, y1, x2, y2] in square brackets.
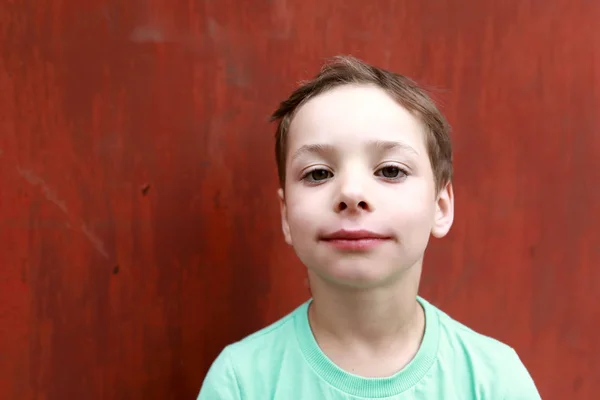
[321, 229, 389, 240]
[320, 229, 391, 251]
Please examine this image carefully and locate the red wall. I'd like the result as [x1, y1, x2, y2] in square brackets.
[1, 1, 598, 398]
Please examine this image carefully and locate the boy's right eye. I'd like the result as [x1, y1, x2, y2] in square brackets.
[303, 169, 333, 182]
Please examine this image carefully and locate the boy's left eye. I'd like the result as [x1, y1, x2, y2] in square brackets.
[376, 166, 406, 179]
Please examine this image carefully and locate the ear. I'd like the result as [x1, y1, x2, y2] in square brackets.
[431, 182, 454, 238]
[278, 188, 293, 245]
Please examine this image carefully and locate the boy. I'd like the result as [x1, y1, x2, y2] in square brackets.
[198, 56, 541, 399]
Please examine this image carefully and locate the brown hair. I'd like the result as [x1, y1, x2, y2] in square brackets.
[270, 55, 453, 192]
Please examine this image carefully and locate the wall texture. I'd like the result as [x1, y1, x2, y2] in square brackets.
[1, 0, 598, 398]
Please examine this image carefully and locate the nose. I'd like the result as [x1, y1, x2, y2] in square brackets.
[334, 174, 373, 213]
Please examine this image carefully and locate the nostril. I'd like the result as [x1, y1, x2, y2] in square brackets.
[338, 202, 348, 211]
[358, 201, 368, 209]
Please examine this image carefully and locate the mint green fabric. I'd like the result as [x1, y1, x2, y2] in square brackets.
[198, 297, 541, 399]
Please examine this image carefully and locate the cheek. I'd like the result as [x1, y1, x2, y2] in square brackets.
[389, 197, 436, 236]
[285, 198, 319, 236]
[286, 186, 329, 217]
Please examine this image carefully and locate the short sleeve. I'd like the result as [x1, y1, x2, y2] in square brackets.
[503, 348, 542, 400]
[197, 347, 242, 400]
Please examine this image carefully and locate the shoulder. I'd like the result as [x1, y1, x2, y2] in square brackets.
[196, 345, 241, 400]
[196, 302, 306, 399]
[423, 298, 541, 399]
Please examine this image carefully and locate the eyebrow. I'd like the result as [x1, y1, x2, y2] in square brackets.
[371, 140, 420, 156]
[291, 140, 419, 162]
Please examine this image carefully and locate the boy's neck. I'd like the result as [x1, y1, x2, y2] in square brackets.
[306, 265, 424, 361]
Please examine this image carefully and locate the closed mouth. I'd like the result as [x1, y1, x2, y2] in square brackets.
[320, 229, 391, 241]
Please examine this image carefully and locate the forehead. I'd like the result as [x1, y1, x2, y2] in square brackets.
[288, 84, 427, 153]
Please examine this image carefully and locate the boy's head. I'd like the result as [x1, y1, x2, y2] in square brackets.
[271, 56, 454, 289]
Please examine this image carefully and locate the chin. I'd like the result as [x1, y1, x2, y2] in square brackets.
[310, 261, 398, 289]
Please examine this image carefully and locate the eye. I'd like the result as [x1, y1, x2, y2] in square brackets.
[376, 165, 407, 180]
[302, 168, 333, 183]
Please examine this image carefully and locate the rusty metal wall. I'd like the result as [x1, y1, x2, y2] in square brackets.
[1, 1, 598, 398]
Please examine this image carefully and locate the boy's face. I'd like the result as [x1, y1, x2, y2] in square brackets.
[278, 84, 453, 289]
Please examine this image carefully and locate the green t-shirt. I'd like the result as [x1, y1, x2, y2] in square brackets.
[198, 297, 541, 399]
